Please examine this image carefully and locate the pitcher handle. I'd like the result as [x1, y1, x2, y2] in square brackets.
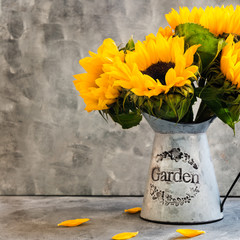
[220, 172, 240, 212]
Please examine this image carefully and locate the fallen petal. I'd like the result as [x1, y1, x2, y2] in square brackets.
[112, 231, 139, 239]
[57, 218, 90, 227]
[176, 229, 205, 237]
[124, 207, 141, 213]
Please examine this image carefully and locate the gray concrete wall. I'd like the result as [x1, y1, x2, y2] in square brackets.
[0, 0, 239, 196]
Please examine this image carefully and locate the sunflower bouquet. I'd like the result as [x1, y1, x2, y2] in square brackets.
[74, 5, 240, 131]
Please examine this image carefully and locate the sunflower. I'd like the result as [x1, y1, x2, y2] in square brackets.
[166, 5, 240, 37]
[158, 26, 174, 39]
[142, 27, 174, 51]
[220, 34, 240, 88]
[110, 33, 200, 98]
[73, 38, 124, 111]
[165, 6, 204, 31]
[107, 58, 169, 98]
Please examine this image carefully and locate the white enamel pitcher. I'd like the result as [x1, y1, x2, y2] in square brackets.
[141, 113, 224, 224]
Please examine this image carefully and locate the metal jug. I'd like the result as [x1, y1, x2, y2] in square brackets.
[141, 113, 224, 224]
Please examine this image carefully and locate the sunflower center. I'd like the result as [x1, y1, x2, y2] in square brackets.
[142, 61, 175, 84]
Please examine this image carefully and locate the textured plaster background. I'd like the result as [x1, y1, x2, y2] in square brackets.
[0, 0, 239, 196]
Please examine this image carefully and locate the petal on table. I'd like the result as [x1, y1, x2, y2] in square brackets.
[57, 218, 90, 227]
[176, 229, 205, 237]
[124, 207, 142, 213]
[112, 231, 139, 239]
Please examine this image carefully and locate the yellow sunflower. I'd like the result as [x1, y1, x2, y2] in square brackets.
[165, 6, 204, 30]
[73, 38, 124, 111]
[110, 33, 200, 98]
[158, 26, 174, 39]
[107, 58, 169, 97]
[142, 26, 174, 48]
[220, 34, 240, 88]
[166, 5, 240, 36]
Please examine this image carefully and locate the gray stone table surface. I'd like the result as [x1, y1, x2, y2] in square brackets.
[0, 196, 239, 240]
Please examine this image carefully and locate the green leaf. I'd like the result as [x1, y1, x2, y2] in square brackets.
[175, 23, 226, 71]
[195, 87, 235, 130]
[178, 98, 193, 122]
[195, 101, 215, 123]
[229, 105, 240, 122]
[145, 99, 154, 114]
[109, 110, 142, 129]
[122, 91, 131, 109]
[166, 94, 178, 117]
[125, 36, 135, 51]
[119, 36, 135, 52]
[137, 96, 145, 107]
[209, 101, 235, 130]
[99, 110, 108, 123]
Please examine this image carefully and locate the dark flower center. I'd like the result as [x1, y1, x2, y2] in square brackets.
[142, 61, 175, 85]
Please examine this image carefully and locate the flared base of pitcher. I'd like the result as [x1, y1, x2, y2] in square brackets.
[140, 214, 224, 225]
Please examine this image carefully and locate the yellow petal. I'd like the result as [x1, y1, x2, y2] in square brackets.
[57, 218, 90, 227]
[156, 33, 171, 62]
[124, 207, 142, 213]
[158, 26, 174, 39]
[176, 229, 205, 238]
[166, 6, 240, 36]
[165, 68, 177, 87]
[184, 44, 201, 67]
[112, 232, 139, 240]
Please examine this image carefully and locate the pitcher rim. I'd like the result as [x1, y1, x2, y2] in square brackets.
[143, 112, 216, 133]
